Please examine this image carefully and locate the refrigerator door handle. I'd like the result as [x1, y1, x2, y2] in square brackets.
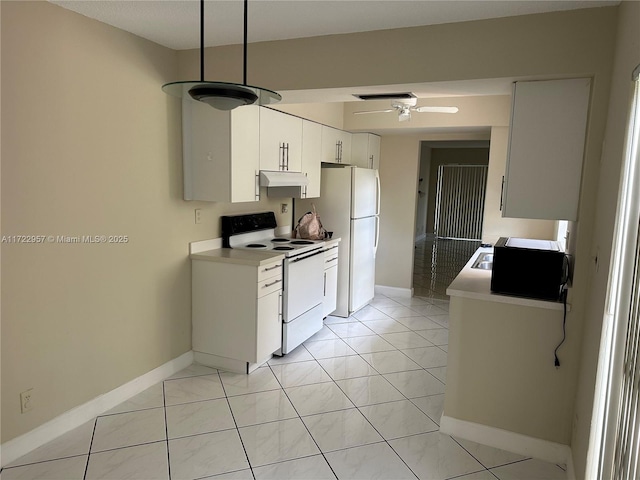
[375, 170, 381, 216]
[374, 215, 380, 257]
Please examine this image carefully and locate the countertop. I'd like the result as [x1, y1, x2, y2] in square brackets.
[446, 247, 569, 311]
[190, 248, 284, 267]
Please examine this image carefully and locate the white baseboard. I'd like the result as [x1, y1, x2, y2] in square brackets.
[375, 285, 413, 298]
[1, 351, 194, 467]
[440, 415, 572, 467]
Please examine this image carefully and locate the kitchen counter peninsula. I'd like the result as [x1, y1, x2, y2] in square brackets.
[441, 247, 574, 464]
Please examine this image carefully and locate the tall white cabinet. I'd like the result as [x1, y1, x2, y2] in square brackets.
[502, 78, 591, 221]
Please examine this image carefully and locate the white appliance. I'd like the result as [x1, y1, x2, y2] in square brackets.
[221, 212, 325, 354]
[296, 166, 380, 317]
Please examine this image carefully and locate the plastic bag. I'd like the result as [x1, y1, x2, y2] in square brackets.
[294, 204, 327, 240]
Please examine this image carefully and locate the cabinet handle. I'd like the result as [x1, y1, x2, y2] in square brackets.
[323, 272, 327, 296]
[326, 256, 338, 263]
[264, 279, 282, 288]
[255, 171, 260, 201]
[263, 264, 281, 272]
[278, 291, 282, 319]
[303, 172, 308, 198]
[500, 176, 505, 211]
[339, 141, 343, 163]
[279, 143, 286, 171]
[286, 143, 289, 170]
[335, 141, 340, 162]
[370, 155, 374, 169]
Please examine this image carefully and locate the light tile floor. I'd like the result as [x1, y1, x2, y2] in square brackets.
[1, 294, 567, 480]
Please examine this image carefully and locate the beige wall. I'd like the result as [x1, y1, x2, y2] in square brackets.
[446, 297, 578, 443]
[0, 1, 287, 443]
[270, 103, 345, 129]
[571, 2, 640, 478]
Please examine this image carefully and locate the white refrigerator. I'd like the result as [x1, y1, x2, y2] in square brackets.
[295, 166, 380, 317]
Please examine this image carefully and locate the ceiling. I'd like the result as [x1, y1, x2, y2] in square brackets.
[49, 0, 618, 135]
[50, 0, 619, 51]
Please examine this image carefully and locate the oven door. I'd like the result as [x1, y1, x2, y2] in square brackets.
[283, 249, 324, 322]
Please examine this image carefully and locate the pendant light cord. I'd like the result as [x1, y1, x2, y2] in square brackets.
[200, 0, 204, 82]
[243, 0, 248, 85]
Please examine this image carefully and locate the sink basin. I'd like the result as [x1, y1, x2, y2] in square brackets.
[471, 252, 494, 270]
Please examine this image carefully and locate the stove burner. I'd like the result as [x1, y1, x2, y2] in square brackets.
[245, 244, 267, 248]
[290, 240, 314, 245]
[273, 246, 294, 251]
[271, 238, 290, 243]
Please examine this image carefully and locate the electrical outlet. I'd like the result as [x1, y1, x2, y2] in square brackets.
[195, 209, 202, 224]
[281, 203, 288, 213]
[20, 389, 34, 413]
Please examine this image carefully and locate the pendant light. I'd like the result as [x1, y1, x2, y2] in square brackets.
[162, 0, 281, 110]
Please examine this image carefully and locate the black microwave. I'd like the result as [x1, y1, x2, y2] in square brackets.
[491, 237, 568, 301]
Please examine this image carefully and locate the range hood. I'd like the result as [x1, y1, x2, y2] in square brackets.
[259, 171, 309, 198]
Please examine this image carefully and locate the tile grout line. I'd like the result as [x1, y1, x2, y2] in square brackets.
[82, 417, 98, 480]
[162, 381, 172, 480]
[216, 370, 257, 480]
[266, 361, 341, 480]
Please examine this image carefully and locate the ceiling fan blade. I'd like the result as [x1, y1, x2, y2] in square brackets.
[414, 106, 459, 114]
[353, 109, 395, 115]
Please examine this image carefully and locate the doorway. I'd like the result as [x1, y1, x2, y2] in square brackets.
[413, 141, 490, 298]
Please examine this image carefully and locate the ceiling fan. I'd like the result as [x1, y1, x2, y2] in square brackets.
[353, 98, 459, 122]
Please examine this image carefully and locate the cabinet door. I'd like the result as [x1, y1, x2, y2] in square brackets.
[321, 125, 343, 164]
[259, 107, 303, 172]
[230, 106, 261, 202]
[256, 290, 282, 362]
[351, 133, 380, 169]
[323, 265, 338, 317]
[368, 134, 381, 170]
[301, 120, 322, 198]
[183, 101, 259, 203]
[503, 78, 590, 221]
[338, 130, 352, 165]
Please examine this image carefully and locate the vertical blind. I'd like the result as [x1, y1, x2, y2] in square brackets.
[433, 165, 488, 241]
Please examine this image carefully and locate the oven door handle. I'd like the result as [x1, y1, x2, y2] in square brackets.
[290, 249, 324, 263]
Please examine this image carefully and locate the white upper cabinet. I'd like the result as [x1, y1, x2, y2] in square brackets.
[182, 99, 259, 203]
[351, 133, 381, 169]
[259, 107, 303, 172]
[301, 120, 322, 198]
[321, 125, 352, 164]
[502, 78, 591, 221]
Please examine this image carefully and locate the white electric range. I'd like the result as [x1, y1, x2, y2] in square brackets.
[221, 212, 325, 354]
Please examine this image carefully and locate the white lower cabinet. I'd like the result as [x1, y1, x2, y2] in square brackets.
[323, 241, 340, 317]
[192, 257, 283, 373]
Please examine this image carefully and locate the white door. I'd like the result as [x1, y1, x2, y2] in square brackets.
[349, 216, 376, 312]
[352, 168, 379, 219]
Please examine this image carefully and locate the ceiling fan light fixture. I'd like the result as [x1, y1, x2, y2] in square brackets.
[398, 108, 411, 122]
